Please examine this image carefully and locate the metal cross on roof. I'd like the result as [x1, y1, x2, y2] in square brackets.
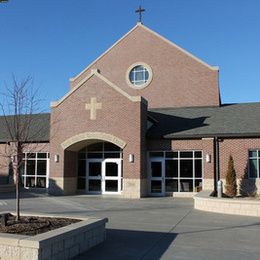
[135, 5, 145, 23]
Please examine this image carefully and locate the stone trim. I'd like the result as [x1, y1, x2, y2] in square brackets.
[51, 69, 147, 108]
[61, 132, 127, 150]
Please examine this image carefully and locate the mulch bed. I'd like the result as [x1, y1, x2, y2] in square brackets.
[0, 213, 81, 236]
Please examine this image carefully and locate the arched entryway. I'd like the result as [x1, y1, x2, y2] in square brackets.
[77, 141, 123, 194]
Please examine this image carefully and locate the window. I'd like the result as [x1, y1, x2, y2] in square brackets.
[126, 62, 152, 89]
[22, 153, 49, 188]
[249, 150, 260, 178]
[149, 150, 203, 192]
[129, 65, 149, 86]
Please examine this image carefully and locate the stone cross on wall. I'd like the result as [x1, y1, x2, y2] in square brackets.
[85, 97, 102, 120]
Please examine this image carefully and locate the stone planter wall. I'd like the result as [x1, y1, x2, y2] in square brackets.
[194, 191, 260, 217]
[0, 216, 108, 260]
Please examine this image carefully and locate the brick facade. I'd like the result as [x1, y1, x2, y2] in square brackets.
[1, 23, 259, 197]
[70, 24, 220, 109]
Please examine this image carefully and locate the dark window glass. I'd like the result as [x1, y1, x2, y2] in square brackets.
[249, 151, 257, 158]
[151, 180, 162, 193]
[37, 160, 46, 175]
[195, 160, 202, 178]
[89, 180, 101, 192]
[195, 151, 202, 158]
[104, 153, 121, 158]
[105, 163, 118, 177]
[87, 153, 102, 159]
[27, 153, 36, 159]
[26, 177, 35, 187]
[37, 153, 47, 158]
[249, 159, 258, 178]
[166, 152, 178, 158]
[180, 152, 193, 158]
[78, 160, 86, 177]
[36, 177, 46, 188]
[77, 178, 86, 189]
[151, 162, 162, 177]
[180, 160, 193, 178]
[87, 142, 103, 152]
[27, 160, 35, 175]
[165, 179, 178, 192]
[104, 142, 120, 151]
[78, 153, 86, 159]
[88, 162, 101, 177]
[180, 179, 193, 192]
[150, 152, 164, 157]
[165, 160, 178, 177]
[105, 180, 118, 192]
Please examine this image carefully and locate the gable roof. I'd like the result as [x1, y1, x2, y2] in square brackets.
[70, 23, 218, 83]
[51, 69, 146, 108]
[0, 113, 50, 142]
[147, 103, 260, 139]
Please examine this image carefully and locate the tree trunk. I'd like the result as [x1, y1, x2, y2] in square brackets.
[15, 165, 20, 221]
[15, 142, 22, 221]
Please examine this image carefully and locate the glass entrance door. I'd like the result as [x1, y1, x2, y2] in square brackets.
[149, 158, 165, 196]
[87, 160, 102, 194]
[103, 159, 121, 194]
[87, 159, 121, 194]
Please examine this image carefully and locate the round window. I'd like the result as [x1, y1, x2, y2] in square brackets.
[126, 63, 152, 89]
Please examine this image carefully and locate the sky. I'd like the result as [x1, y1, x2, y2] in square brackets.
[0, 0, 259, 112]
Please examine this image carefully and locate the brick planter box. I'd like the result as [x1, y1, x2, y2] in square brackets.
[0, 215, 108, 260]
[194, 191, 260, 217]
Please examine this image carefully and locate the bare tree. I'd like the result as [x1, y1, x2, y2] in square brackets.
[0, 76, 45, 220]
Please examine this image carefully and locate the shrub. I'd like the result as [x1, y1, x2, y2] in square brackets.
[225, 155, 237, 197]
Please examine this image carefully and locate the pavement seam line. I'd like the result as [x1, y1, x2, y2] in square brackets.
[139, 209, 193, 260]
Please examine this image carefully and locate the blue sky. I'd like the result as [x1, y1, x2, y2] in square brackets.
[0, 0, 259, 111]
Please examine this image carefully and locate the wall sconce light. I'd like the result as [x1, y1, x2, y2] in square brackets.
[205, 154, 211, 163]
[54, 154, 59, 163]
[129, 154, 134, 163]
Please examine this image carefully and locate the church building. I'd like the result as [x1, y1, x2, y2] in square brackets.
[1, 22, 260, 198]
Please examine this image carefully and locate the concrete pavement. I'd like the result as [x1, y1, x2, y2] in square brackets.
[0, 191, 260, 259]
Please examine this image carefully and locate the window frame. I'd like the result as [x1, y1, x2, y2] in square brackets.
[126, 62, 153, 89]
[22, 152, 49, 189]
[149, 150, 203, 193]
[248, 149, 260, 179]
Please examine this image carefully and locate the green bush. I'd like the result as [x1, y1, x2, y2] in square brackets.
[225, 155, 237, 197]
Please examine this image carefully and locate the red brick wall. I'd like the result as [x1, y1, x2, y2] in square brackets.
[0, 142, 49, 177]
[50, 74, 147, 181]
[70, 25, 220, 108]
[0, 143, 10, 176]
[219, 138, 260, 179]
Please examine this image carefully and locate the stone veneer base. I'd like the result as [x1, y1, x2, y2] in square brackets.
[0, 214, 108, 260]
[194, 191, 260, 217]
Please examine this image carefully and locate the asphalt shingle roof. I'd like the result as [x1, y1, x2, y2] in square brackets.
[148, 103, 260, 139]
[0, 113, 50, 142]
[1, 103, 260, 142]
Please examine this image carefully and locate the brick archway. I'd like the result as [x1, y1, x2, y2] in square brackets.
[61, 132, 127, 150]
